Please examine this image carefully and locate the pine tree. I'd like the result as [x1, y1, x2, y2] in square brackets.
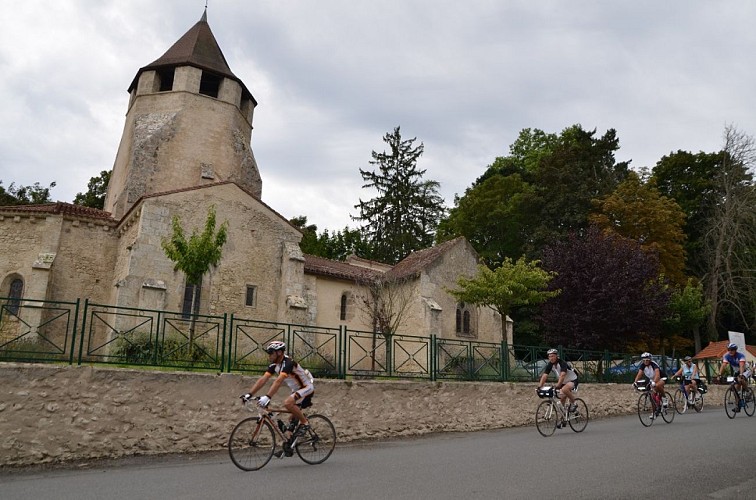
[353, 126, 445, 264]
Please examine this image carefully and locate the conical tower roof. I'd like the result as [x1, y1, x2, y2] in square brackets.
[128, 10, 255, 103]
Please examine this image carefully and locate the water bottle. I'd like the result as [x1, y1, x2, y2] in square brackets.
[277, 419, 286, 433]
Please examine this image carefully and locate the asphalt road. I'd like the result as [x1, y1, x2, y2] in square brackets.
[2, 406, 755, 500]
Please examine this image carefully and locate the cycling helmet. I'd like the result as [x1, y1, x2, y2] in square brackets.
[727, 343, 738, 350]
[683, 355, 692, 362]
[640, 352, 652, 360]
[264, 341, 286, 353]
[547, 348, 558, 355]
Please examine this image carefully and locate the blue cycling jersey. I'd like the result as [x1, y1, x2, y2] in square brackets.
[723, 352, 746, 373]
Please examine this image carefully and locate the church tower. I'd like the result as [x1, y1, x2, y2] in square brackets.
[104, 10, 262, 220]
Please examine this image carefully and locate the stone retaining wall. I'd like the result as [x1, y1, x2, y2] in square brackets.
[0, 364, 725, 466]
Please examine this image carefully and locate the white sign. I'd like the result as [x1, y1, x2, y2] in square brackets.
[728, 331, 746, 351]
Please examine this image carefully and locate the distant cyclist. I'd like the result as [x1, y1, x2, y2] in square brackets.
[672, 355, 700, 406]
[538, 348, 579, 415]
[633, 352, 667, 405]
[718, 343, 751, 395]
[241, 341, 314, 455]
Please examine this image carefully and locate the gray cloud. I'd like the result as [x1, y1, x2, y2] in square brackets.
[1, 1, 754, 231]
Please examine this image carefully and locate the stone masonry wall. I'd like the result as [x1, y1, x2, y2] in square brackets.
[0, 364, 726, 467]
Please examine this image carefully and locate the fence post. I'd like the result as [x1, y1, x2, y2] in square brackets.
[219, 313, 227, 373]
[341, 326, 348, 379]
[430, 334, 436, 382]
[68, 298, 81, 365]
[76, 298, 90, 365]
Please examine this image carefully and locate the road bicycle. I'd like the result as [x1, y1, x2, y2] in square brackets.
[535, 386, 589, 437]
[672, 376, 705, 414]
[634, 380, 674, 426]
[228, 397, 336, 471]
[722, 375, 755, 419]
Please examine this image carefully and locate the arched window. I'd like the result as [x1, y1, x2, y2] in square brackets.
[340, 294, 348, 321]
[456, 302, 475, 337]
[7, 278, 23, 315]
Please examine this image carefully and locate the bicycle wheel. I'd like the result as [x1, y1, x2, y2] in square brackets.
[743, 387, 755, 417]
[567, 398, 589, 433]
[228, 417, 275, 471]
[693, 392, 704, 413]
[724, 387, 738, 419]
[536, 400, 558, 437]
[661, 391, 675, 423]
[673, 389, 687, 415]
[637, 393, 654, 427]
[295, 414, 336, 465]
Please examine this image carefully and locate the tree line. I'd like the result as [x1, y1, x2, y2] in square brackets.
[294, 124, 755, 354]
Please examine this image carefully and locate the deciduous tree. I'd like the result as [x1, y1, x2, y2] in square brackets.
[700, 125, 756, 339]
[590, 171, 688, 285]
[539, 225, 671, 352]
[161, 205, 228, 352]
[0, 180, 56, 205]
[448, 258, 558, 344]
[73, 170, 111, 209]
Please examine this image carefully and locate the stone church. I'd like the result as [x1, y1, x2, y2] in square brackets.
[0, 12, 504, 345]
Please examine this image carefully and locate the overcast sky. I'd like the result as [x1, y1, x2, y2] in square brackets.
[1, 1, 755, 232]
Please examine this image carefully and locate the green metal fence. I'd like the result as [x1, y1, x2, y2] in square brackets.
[0, 296, 711, 382]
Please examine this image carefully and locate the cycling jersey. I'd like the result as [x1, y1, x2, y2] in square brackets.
[542, 359, 578, 383]
[722, 352, 747, 374]
[265, 355, 314, 394]
[640, 360, 665, 380]
[681, 363, 699, 380]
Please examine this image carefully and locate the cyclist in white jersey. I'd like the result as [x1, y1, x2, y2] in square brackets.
[538, 348, 579, 412]
[672, 355, 700, 406]
[633, 352, 667, 400]
[242, 341, 315, 437]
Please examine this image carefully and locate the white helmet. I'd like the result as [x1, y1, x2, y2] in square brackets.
[640, 352, 652, 360]
[264, 341, 286, 353]
[547, 348, 558, 355]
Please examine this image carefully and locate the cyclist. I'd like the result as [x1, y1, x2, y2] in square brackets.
[672, 355, 700, 407]
[718, 343, 751, 398]
[241, 341, 314, 455]
[632, 352, 668, 411]
[537, 348, 579, 421]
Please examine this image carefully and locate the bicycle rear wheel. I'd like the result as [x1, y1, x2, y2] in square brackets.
[661, 391, 675, 423]
[637, 393, 654, 427]
[724, 387, 738, 419]
[567, 398, 589, 433]
[535, 400, 557, 437]
[673, 389, 687, 415]
[295, 414, 336, 465]
[743, 387, 755, 417]
[228, 417, 275, 471]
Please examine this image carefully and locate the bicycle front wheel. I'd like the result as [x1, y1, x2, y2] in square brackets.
[661, 391, 675, 423]
[673, 389, 687, 415]
[535, 400, 558, 437]
[567, 398, 589, 433]
[228, 417, 275, 471]
[724, 387, 738, 419]
[637, 393, 654, 427]
[693, 392, 704, 413]
[743, 387, 755, 417]
[295, 414, 336, 465]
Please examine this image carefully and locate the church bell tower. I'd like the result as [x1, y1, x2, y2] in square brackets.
[104, 10, 262, 219]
